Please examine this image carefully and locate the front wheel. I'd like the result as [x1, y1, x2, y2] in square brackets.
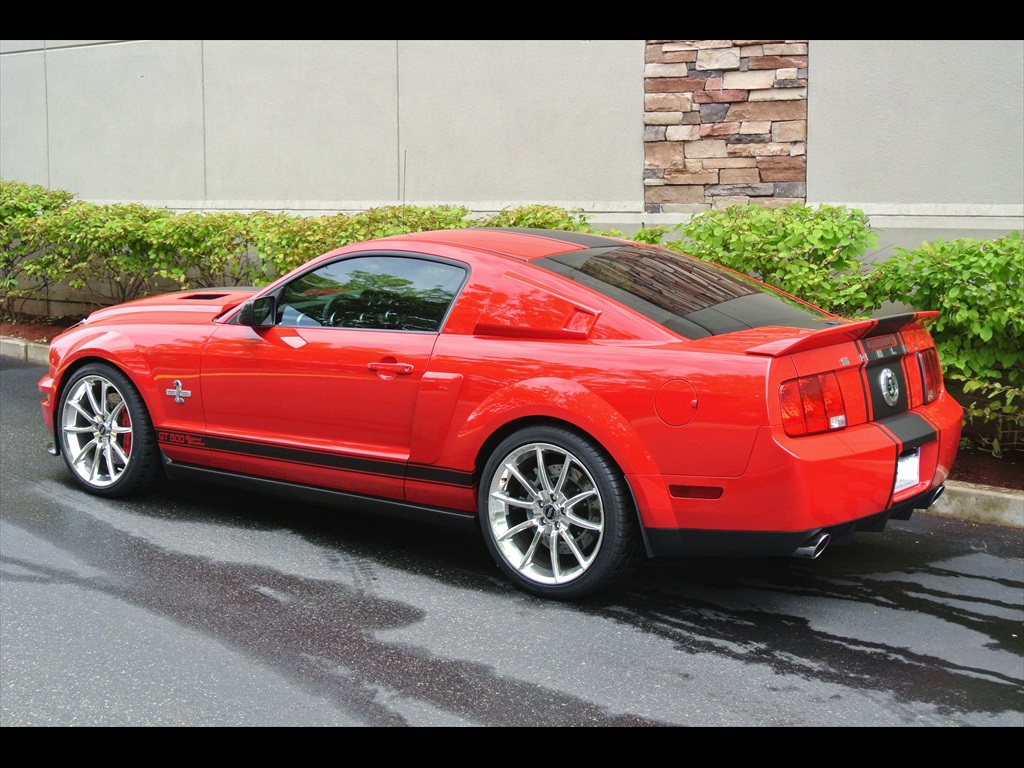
[479, 425, 643, 600]
[57, 363, 162, 497]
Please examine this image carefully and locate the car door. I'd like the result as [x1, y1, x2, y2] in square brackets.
[198, 253, 467, 500]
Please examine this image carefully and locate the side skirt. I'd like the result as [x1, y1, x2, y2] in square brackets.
[162, 456, 480, 532]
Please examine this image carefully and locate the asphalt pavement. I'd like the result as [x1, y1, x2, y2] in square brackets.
[3, 335, 1020, 530]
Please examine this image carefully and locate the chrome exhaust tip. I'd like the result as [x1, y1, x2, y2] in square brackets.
[793, 531, 830, 559]
[916, 484, 945, 510]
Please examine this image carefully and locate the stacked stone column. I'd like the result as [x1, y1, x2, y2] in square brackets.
[644, 40, 809, 213]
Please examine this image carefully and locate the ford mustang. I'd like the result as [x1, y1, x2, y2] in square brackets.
[38, 228, 962, 599]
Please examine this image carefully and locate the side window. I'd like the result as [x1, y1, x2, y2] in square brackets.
[276, 255, 466, 332]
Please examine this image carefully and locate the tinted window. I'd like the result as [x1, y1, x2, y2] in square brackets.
[276, 255, 466, 332]
[536, 245, 838, 339]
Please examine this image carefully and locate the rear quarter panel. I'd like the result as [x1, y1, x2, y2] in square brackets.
[416, 335, 773, 478]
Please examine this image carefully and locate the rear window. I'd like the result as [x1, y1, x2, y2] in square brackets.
[535, 245, 838, 339]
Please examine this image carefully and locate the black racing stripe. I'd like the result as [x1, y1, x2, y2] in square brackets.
[912, 408, 941, 434]
[868, 421, 902, 509]
[853, 339, 873, 420]
[871, 421, 901, 449]
[406, 463, 476, 487]
[202, 435, 404, 478]
[875, 411, 937, 450]
[158, 430, 476, 489]
[871, 314, 921, 334]
[872, 411, 937, 509]
[910, 409, 949, 474]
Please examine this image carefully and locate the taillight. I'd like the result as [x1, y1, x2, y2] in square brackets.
[779, 372, 848, 436]
[918, 347, 943, 403]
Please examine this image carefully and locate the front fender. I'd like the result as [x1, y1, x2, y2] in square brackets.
[45, 327, 205, 439]
[52, 328, 153, 377]
[39, 328, 156, 446]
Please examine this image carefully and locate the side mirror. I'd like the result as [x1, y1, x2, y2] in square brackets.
[238, 296, 276, 327]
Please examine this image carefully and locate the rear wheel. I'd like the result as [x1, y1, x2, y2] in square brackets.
[479, 425, 642, 599]
[57, 363, 162, 497]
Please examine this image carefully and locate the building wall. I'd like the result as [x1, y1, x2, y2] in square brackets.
[806, 39, 1023, 250]
[2, 39, 1021, 254]
[1, 40, 645, 214]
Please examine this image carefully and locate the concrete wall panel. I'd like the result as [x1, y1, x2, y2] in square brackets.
[807, 40, 1024, 209]
[44, 40, 206, 201]
[202, 40, 400, 206]
[397, 40, 644, 210]
[0, 41, 46, 54]
[0, 49, 49, 183]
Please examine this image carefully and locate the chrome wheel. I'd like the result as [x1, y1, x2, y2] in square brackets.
[61, 374, 134, 487]
[481, 426, 642, 599]
[57, 364, 161, 497]
[486, 440, 606, 587]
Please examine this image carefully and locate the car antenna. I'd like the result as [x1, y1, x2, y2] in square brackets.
[401, 149, 408, 228]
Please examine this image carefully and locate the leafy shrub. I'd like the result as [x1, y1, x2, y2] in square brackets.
[0, 181, 76, 317]
[667, 203, 879, 315]
[0, 180, 76, 227]
[17, 201, 173, 306]
[477, 205, 592, 231]
[249, 211, 358, 283]
[866, 231, 1024, 454]
[619, 225, 675, 245]
[349, 204, 473, 239]
[249, 206, 477, 284]
[148, 211, 256, 289]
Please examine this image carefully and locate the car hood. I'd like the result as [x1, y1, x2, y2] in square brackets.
[78, 288, 258, 328]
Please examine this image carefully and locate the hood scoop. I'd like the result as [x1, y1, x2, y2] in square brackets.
[178, 292, 231, 301]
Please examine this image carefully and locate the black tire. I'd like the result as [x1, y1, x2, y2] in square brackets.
[56, 362, 162, 497]
[479, 425, 643, 600]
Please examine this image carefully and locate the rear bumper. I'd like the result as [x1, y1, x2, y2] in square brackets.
[643, 484, 945, 558]
[628, 392, 963, 547]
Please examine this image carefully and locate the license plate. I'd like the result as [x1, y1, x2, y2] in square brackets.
[895, 447, 921, 492]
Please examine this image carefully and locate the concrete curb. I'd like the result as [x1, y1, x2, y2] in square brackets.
[926, 482, 1024, 529]
[3, 335, 1021, 529]
[1, 336, 50, 365]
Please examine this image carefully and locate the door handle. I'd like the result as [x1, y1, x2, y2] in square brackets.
[367, 361, 414, 377]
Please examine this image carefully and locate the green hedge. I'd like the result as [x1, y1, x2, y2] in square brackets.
[656, 203, 879, 316]
[0, 181, 76, 317]
[867, 232, 1023, 455]
[0, 181, 596, 308]
[2, 179, 1020, 452]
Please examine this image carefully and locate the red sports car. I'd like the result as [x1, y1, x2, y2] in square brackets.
[38, 228, 962, 599]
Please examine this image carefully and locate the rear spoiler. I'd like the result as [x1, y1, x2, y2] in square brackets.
[747, 311, 940, 357]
